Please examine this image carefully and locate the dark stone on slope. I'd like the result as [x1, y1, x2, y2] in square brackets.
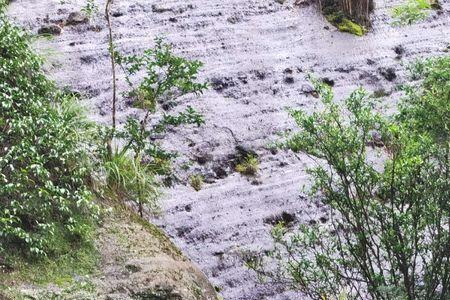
[38, 24, 62, 35]
[378, 67, 397, 81]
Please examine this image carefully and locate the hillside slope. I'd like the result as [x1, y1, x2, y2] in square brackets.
[7, 0, 450, 298]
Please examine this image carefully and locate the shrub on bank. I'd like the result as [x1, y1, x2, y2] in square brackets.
[248, 57, 450, 299]
[0, 17, 99, 257]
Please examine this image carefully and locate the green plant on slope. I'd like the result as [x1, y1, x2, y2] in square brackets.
[100, 37, 207, 216]
[236, 155, 259, 176]
[247, 58, 450, 299]
[81, 0, 99, 19]
[116, 37, 206, 159]
[189, 174, 204, 191]
[0, 17, 99, 257]
[392, 0, 431, 26]
[104, 151, 159, 216]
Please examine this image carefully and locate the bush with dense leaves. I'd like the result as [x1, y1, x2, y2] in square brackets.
[248, 57, 450, 300]
[0, 17, 98, 257]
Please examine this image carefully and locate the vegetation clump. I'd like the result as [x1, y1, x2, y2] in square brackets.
[392, 0, 434, 26]
[189, 174, 204, 191]
[102, 37, 207, 216]
[236, 155, 259, 176]
[0, 17, 99, 258]
[248, 57, 450, 299]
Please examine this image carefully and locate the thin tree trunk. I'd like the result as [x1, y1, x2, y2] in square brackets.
[105, 0, 117, 157]
[339, 0, 373, 26]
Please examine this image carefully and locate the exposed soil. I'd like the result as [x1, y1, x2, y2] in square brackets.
[1, 208, 217, 300]
[7, 0, 450, 299]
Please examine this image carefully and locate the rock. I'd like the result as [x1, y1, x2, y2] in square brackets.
[264, 211, 296, 226]
[112, 11, 125, 18]
[210, 76, 236, 92]
[66, 12, 89, 26]
[169, 17, 178, 23]
[80, 55, 97, 64]
[133, 286, 182, 300]
[319, 216, 328, 224]
[366, 58, 376, 65]
[301, 83, 315, 94]
[322, 77, 335, 86]
[359, 71, 380, 84]
[275, 0, 286, 4]
[284, 75, 294, 84]
[252, 70, 267, 80]
[213, 165, 228, 179]
[37, 24, 62, 35]
[237, 73, 248, 84]
[393, 45, 405, 56]
[195, 154, 213, 165]
[367, 130, 384, 147]
[378, 67, 397, 82]
[125, 264, 142, 273]
[151, 4, 172, 13]
[295, 0, 312, 6]
[227, 15, 243, 24]
[175, 226, 192, 238]
[334, 66, 355, 73]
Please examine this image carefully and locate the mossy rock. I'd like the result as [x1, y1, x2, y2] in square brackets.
[337, 18, 365, 36]
[325, 11, 366, 36]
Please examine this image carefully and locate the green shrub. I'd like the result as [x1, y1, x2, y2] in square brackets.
[189, 174, 204, 191]
[0, 18, 99, 257]
[248, 58, 450, 299]
[102, 38, 207, 215]
[392, 0, 431, 25]
[236, 155, 259, 176]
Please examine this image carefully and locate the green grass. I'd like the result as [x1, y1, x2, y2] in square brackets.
[0, 234, 100, 299]
[236, 155, 259, 176]
[189, 174, 204, 191]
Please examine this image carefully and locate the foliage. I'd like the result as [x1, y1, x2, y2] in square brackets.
[248, 59, 450, 300]
[0, 17, 99, 257]
[236, 155, 259, 176]
[81, 0, 99, 19]
[104, 151, 159, 215]
[189, 174, 204, 191]
[102, 37, 207, 215]
[392, 0, 431, 26]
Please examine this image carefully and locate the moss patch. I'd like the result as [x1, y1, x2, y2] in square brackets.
[324, 10, 366, 36]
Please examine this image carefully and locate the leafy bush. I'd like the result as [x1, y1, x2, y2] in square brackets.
[101, 38, 207, 215]
[392, 0, 431, 25]
[0, 18, 98, 257]
[248, 58, 450, 299]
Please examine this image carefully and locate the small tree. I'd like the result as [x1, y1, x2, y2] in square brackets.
[248, 57, 450, 300]
[103, 38, 207, 216]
